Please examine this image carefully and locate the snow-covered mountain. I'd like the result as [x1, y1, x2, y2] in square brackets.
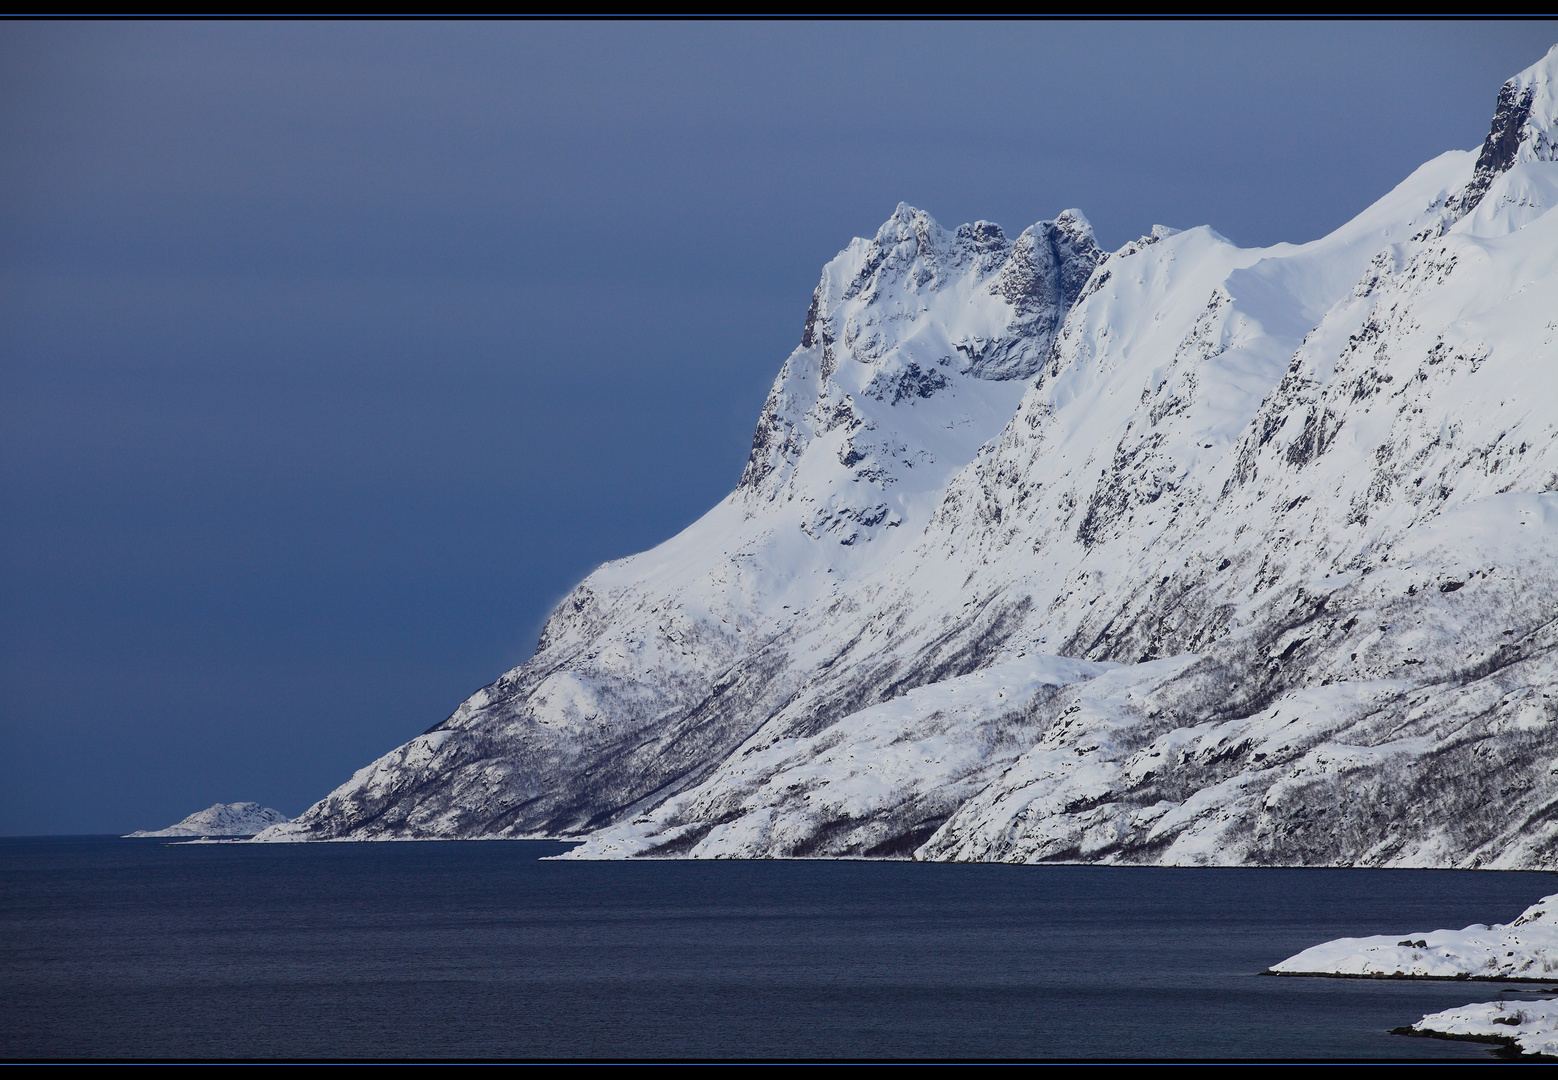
[259, 45, 1558, 869]
[128, 802, 289, 838]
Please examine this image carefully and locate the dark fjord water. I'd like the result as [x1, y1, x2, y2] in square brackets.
[2, 837, 1553, 1059]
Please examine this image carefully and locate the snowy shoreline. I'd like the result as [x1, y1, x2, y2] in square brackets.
[1267, 893, 1558, 981]
[1390, 1024, 1531, 1059]
[1270, 891, 1558, 1058]
[1395, 998, 1558, 1059]
[1264, 970, 1558, 983]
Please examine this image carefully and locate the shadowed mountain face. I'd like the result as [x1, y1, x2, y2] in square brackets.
[261, 46, 1558, 869]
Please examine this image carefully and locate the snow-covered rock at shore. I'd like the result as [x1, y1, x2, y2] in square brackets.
[258, 44, 1558, 866]
[1270, 893, 1558, 980]
[127, 802, 290, 838]
[1406, 997, 1558, 1059]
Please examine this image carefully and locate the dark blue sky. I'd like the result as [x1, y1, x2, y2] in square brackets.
[3, 21, 1554, 834]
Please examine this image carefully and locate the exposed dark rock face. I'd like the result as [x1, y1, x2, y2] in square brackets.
[1451, 83, 1536, 216]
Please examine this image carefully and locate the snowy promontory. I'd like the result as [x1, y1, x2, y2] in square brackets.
[126, 802, 289, 838]
[1269, 893, 1558, 981]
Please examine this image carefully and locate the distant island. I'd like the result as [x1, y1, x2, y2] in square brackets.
[126, 802, 290, 838]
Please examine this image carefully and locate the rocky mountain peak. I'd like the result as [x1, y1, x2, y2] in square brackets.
[955, 219, 1010, 249]
[1451, 43, 1558, 216]
[740, 204, 1101, 501]
[843, 203, 953, 299]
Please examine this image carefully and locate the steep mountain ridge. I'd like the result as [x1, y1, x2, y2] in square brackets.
[259, 45, 1558, 867]
[257, 202, 1103, 842]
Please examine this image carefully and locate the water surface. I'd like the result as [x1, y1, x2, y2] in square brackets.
[2, 837, 1552, 1059]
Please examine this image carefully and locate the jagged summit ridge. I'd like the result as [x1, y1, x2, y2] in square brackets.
[740, 203, 1101, 506]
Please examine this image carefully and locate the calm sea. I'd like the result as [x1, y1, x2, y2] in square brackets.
[1, 836, 1553, 1059]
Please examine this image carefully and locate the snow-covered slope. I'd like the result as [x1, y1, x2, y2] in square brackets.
[261, 45, 1558, 868]
[128, 802, 289, 838]
[574, 653, 1116, 859]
